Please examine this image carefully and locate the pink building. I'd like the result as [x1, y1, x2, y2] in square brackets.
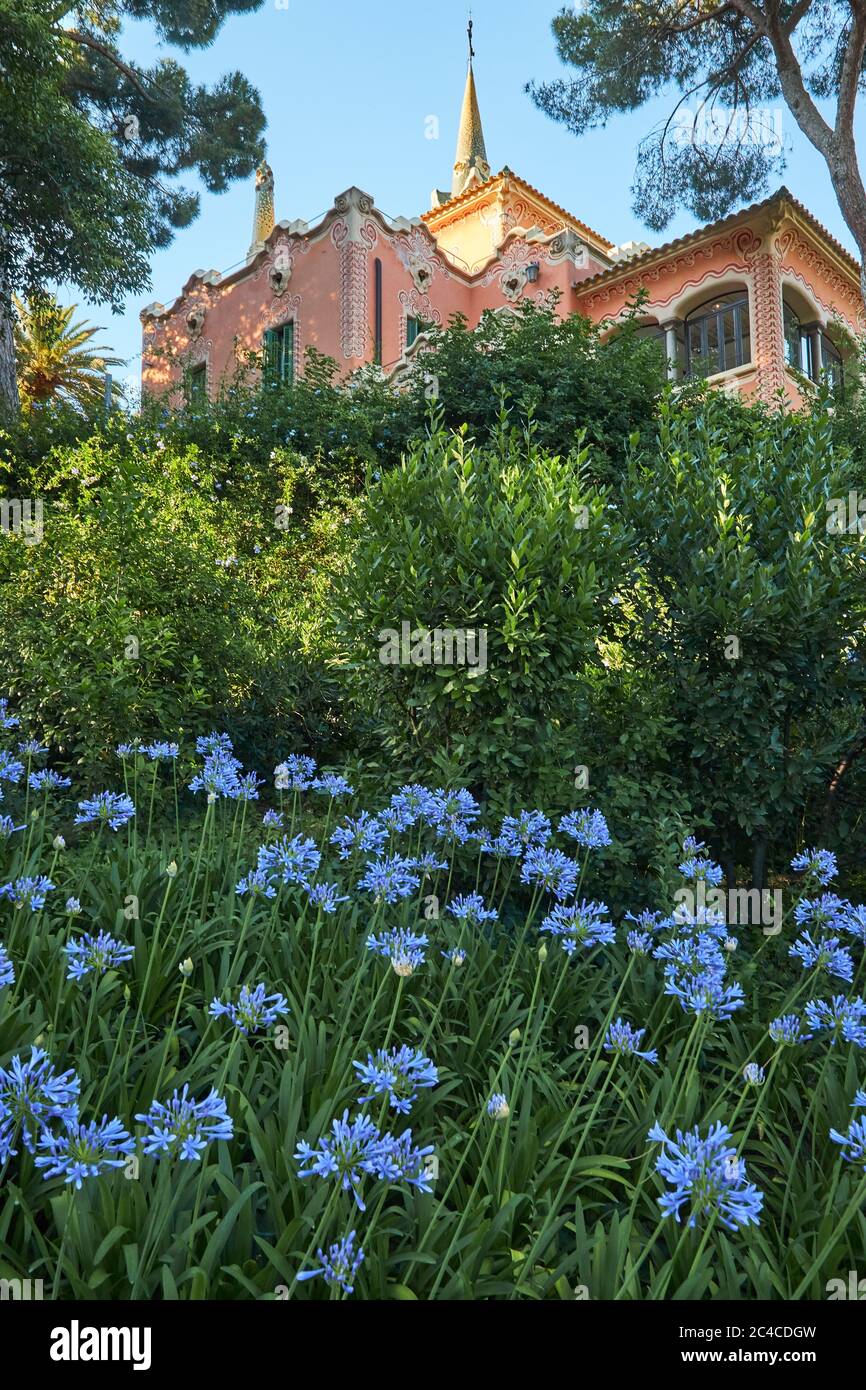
[141, 45, 864, 409]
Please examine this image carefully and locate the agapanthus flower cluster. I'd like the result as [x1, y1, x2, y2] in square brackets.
[189, 745, 243, 799]
[262, 809, 284, 830]
[0, 698, 19, 730]
[274, 754, 317, 790]
[356, 854, 420, 905]
[0, 750, 24, 784]
[209, 983, 289, 1035]
[353, 1045, 438, 1114]
[482, 809, 551, 857]
[297, 1230, 365, 1296]
[307, 881, 349, 913]
[487, 1093, 510, 1119]
[794, 894, 853, 933]
[312, 773, 354, 799]
[35, 1115, 134, 1189]
[388, 784, 438, 830]
[678, 854, 724, 886]
[366, 928, 429, 977]
[0, 1047, 81, 1162]
[791, 847, 838, 886]
[141, 741, 180, 761]
[604, 1019, 658, 1064]
[65, 931, 134, 982]
[804, 995, 866, 1048]
[0, 876, 55, 912]
[331, 812, 388, 861]
[0, 814, 24, 840]
[665, 972, 745, 1021]
[829, 1117, 866, 1168]
[0, 944, 14, 990]
[257, 834, 321, 889]
[446, 892, 498, 925]
[843, 905, 866, 944]
[235, 867, 278, 899]
[627, 929, 653, 954]
[560, 808, 611, 850]
[649, 1120, 764, 1230]
[521, 846, 579, 901]
[539, 900, 614, 955]
[769, 1014, 811, 1045]
[789, 930, 853, 983]
[426, 788, 480, 842]
[74, 791, 136, 831]
[743, 1062, 766, 1086]
[19, 739, 46, 757]
[28, 769, 71, 793]
[136, 1085, 233, 1162]
[232, 772, 264, 802]
[295, 1109, 434, 1210]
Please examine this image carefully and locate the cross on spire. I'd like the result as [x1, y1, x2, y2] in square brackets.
[468, 16, 475, 63]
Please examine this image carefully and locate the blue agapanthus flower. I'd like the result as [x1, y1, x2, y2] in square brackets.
[0, 750, 24, 784]
[297, 1230, 365, 1295]
[188, 749, 242, 799]
[791, 847, 838, 886]
[446, 893, 498, 925]
[375, 1127, 435, 1194]
[65, 897, 81, 915]
[668, 903, 728, 939]
[411, 851, 449, 875]
[274, 754, 317, 790]
[353, 1045, 438, 1114]
[853, 1089, 866, 1109]
[136, 1085, 233, 1161]
[209, 983, 289, 1035]
[0, 1047, 81, 1161]
[843, 905, 866, 944]
[604, 1018, 658, 1064]
[829, 1117, 866, 1168]
[356, 854, 420, 905]
[141, 741, 180, 760]
[262, 809, 284, 830]
[0, 814, 25, 840]
[426, 788, 480, 842]
[257, 834, 321, 888]
[654, 933, 726, 980]
[789, 931, 853, 983]
[521, 846, 579, 901]
[482, 810, 551, 858]
[539, 899, 614, 955]
[678, 855, 724, 886]
[487, 1092, 510, 1119]
[230, 772, 264, 802]
[743, 1062, 766, 1085]
[0, 698, 19, 729]
[794, 894, 853, 931]
[312, 773, 354, 799]
[627, 929, 653, 954]
[74, 791, 136, 831]
[769, 1014, 811, 1045]
[366, 927, 429, 976]
[0, 876, 55, 911]
[19, 739, 46, 756]
[624, 909, 665, 934]
[28, 769, 71, 793]
[804, 995, 866, 1047]
[560, 808, 611, 850]
[116, 742, 138, 758]
[65, 931, 134, 982]
[442, 946, 467, 967]
[388, 784, 438, 830]
[235, 867, 278, 899]
[0, 944, 14, 990]
[307, 881, 350, 913]
[649, 1121, 764, 1230]
[665, 972, 745, 1021]
[294, 1109, 385, 1211]
[34, 1115, 134, 1188]
[331, 812, 388, 861]
[196, 732, 234, 756]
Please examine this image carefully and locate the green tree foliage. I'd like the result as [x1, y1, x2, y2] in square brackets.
[0, 0, 267, 407]
[528, 2, 866, 288]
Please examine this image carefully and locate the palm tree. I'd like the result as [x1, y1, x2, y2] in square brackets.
[14, 294, 125, 411]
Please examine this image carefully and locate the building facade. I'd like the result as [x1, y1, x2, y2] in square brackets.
[141, 48, 864, 408]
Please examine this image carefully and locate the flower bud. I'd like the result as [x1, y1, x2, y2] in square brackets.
[52, 835, 66, 851]
[179, 957, 194, 978]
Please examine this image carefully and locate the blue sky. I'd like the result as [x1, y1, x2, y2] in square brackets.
[83, 0, 863, 394]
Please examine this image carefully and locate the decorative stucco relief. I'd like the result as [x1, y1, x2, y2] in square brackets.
[331, 189, 378, 359]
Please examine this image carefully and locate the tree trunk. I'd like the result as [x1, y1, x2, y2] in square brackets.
[0, 280, 19, 413]
[751, 833, 768, 900]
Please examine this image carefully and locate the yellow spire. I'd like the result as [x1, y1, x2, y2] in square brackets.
[452, 18, 490, 198]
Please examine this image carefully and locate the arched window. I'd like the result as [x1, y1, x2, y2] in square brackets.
[783, 299, 807, 373]
[684, 290, 751, 378]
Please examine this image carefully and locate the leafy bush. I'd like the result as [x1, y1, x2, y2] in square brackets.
[328, 417, 632, 808]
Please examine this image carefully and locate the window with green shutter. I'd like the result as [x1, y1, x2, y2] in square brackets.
[187, 362, 207, 404]
[263, 321, 295, 385]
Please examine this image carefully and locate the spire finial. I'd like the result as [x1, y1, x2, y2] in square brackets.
[451, 19, 489, 198]
[468, 15, 475, 64]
